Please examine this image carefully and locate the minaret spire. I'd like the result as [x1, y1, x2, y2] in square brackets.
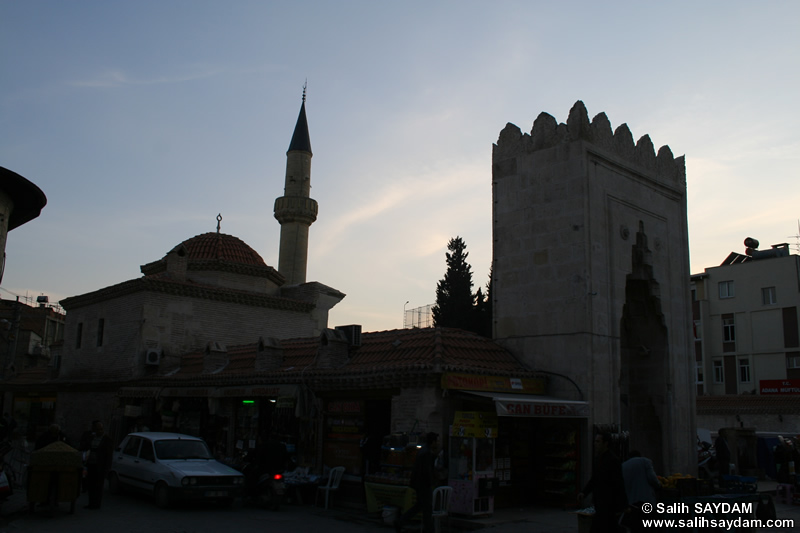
[273, 87, 318, 285]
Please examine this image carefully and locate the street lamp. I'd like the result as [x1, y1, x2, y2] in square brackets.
[403, 301, 409, 328]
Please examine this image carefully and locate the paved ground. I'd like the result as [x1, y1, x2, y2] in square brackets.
[0, 482, 798, 532]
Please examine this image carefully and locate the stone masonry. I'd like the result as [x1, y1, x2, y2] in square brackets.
[492, 101, 695, 476]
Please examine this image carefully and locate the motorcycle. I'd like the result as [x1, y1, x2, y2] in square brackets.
[239, 454, 285, 510]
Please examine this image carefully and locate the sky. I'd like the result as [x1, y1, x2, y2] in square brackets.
[2, 1, 799, 333]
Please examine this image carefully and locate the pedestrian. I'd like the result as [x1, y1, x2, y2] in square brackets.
[622, 450, 661, 533]
[578, 432, 627, 533]
[34, 423, 69, 450]
[774, 436, 791, 483]
[715, 428, 731, 487]
[82, 420, 113, 509]
[395, 432, 439, 533]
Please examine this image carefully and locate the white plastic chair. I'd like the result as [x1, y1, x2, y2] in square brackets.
[431, 485, 453, 533]
[315, 466, 345, 509]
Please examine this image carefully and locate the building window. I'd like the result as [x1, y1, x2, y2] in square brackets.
[97, 318, 105, 347]
[722, 314, 736, 352]
[762, 287, 777, 305]
[738, 358, 751, 383]
[76, 323, 83, 349]
[693, 320, 702, 340]
[696, 361, 704, 384]
[719, 280, 735, 299]
[788, 352, 800, 379]
[713, 360, 724, 383]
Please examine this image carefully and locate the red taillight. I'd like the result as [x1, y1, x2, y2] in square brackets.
[273, 474, 283, 481]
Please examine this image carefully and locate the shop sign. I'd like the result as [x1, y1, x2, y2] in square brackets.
[760, 379, 800, 395]
[213, 384, 297, 398]
[327, 399, 364, 414]
[497, 401, 588, 418]
[450, 411, 498, 438]
[441, 373, 546, 394]
[276, 396, 296, 409]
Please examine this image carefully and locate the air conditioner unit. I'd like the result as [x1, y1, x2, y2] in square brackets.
[335, 325, 362, 347]
[145, 349, 161, 366]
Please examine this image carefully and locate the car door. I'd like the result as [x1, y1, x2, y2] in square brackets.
[135, 437, 161, 492]
[114, 436, 142, 489]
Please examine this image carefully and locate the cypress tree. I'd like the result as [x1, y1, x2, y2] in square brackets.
[432, 237, 475, 331]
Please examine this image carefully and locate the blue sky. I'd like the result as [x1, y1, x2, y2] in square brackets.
[2, 1, 799, 332]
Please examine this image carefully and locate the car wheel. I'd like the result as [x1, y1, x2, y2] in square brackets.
[154, 482, 171, 509]
[108, 472, 121, 495]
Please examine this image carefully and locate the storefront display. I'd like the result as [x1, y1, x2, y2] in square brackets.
[534, 420, 581, 506]
[448, 411, 498, 516]
[323, 399, 365, 475]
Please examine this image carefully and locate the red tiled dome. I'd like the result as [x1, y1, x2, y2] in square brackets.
[175, 232, 267, 267]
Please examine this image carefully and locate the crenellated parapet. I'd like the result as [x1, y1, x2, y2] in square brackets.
[494, 100, 685, 185]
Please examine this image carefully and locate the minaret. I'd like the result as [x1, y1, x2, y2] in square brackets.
[274, 87, 318, 285]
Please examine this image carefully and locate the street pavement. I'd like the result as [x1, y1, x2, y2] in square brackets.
[1, 483, 798, 533]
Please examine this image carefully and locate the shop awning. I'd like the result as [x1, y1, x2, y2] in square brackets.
[464, 391, 589, 418]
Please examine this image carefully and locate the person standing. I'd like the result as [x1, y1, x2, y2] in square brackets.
[622, 450, 661, 532]
[395, 432, 439, 533]
[578, 432, 627, 533]
[715, 429, 731, 487]
[82, 420, 112, 509]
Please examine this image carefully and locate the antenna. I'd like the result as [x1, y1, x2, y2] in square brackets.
[789, 219, 800, 254]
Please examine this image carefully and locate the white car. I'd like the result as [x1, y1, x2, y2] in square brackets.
[109, 432, 245, 508]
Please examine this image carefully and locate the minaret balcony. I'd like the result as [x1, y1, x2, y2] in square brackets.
[274, 196, 318, 225]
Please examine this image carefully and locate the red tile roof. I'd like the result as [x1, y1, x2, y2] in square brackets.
[175, 232, 267, 267]
[164, 327, 533, 387]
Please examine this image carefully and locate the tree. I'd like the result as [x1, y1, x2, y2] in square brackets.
[473, 265, 493, 338]
[432, 237, 475, 331]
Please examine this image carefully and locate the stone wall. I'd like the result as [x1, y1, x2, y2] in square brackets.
[60, 288, 325, 380]
[492, 101, 695, 475]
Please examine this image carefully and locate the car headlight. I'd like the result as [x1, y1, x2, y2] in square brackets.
[181, 477, 197, 486]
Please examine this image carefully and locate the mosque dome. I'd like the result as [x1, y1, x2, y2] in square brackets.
[173, 232, 267, 267]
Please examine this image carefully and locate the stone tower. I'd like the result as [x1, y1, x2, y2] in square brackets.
[274, 90, 317, 285]
[492, 101, 695, 476]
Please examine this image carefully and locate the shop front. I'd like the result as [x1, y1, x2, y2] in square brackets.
[118, 384, 303, 463]
[448, 410, 498, 516]
[475, 392, 588, 509]
[442, 373, 589, 510]
[12, 393, 57, 442]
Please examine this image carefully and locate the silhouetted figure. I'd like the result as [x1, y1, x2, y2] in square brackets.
[81, 420, 112, 509]
[578, 432, 627, 533]
[395, 432, 439, 533]
[622, 450, 661, 533]
[715, 429, 731, 487]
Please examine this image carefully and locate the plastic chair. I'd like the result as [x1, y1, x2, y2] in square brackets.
[430, 485, 452, 533]
[315, 466, 345, 509]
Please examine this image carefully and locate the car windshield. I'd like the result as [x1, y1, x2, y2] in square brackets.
[154, 439, 213, 460]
